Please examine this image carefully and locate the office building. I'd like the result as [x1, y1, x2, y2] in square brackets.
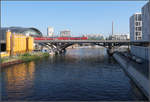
[130, 13, 142, 41]
[47, 27, 54, 37]
[130, 2, 150, 61]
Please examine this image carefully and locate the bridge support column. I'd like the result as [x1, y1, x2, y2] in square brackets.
[107, 46, 114, 56]
[54, 48, 66, 55]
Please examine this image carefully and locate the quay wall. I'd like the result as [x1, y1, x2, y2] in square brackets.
[130, 45, 150, 61]
[113, 53, 150, 99]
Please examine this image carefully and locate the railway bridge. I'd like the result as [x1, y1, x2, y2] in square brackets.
[34, 39, 150, 55]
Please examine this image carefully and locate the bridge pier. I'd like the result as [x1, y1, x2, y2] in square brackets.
[107, 46, 114, 56]
[54, 48, 66, 55]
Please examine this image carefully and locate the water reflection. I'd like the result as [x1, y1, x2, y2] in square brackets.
[2, 62, 35, 100]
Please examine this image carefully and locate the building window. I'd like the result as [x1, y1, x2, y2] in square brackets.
[138, 14, 142, 21]
[138, 27, 141, 31]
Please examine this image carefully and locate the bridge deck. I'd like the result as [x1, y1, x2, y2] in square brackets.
[34, 40, 149, 44]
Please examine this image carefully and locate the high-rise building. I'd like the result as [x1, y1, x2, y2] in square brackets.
[47, 27, 54, 37]
[142, 2, 150, 41]
[130, 13, 142, 41]
[60, 30, 71, 37]
[130, 2, 150, 61]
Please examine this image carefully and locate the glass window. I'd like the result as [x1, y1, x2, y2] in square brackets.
[138, 14, 142, 21]
[138, 27, 141, 31]
[136, 22, 138, 26]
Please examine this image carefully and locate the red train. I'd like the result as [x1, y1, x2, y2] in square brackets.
[34, 37, 88, 40]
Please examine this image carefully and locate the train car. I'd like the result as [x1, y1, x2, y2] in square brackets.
[46, 38, 54, 40]
[70, 37, 81, 40]
[81, 37, 88, 40]
[34, 37, 44, 40]
[57, 37, 70, 40]
[34, 37, 88, 40]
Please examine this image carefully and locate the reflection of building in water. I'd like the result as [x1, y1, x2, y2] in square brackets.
[27, 61, 35, 80]
[4, 62, 35, 94]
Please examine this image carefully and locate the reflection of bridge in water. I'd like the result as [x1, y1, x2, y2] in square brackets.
[34, 39, 150, 55]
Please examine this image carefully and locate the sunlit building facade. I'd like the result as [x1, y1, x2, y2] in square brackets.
[47, 27, 54, 37]
[130, 13, 142, 41]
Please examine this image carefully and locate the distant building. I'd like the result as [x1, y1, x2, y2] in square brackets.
[142, 2, 150, 41]
[60, 30, 71, 37]
[130, 13, 142, 41]
[108, 34, 129, 40]
[47, 27, 54, 37]
[84, 34, 104, 40]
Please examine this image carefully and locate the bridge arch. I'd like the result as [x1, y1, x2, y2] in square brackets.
[55, 43, 108, 51]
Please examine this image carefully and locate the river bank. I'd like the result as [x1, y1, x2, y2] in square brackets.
[1, 52, 50, 68]
[113, 52, 149, 100]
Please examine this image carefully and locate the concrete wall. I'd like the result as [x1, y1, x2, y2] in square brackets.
[131, 45, 150, 61]
[142, 2, 150, 41]
[113, 53, 150, 99]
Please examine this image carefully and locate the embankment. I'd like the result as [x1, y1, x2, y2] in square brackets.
[113, 53, 149, 99]
[1, 52, 50, 68]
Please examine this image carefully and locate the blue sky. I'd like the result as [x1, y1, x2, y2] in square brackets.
[1, 1, 148, 37]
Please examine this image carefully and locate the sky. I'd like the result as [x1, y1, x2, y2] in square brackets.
[1, 1, 148, 37]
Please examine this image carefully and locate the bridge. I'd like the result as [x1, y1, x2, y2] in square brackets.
[34, 39, 150, 55]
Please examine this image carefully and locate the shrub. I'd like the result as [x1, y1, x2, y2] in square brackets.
[22, 53, 31, 57]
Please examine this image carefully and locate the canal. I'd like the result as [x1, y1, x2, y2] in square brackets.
[1, 47, 147, 101]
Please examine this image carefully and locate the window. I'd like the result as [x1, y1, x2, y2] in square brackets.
[136, 22, 141, 26]
[138, 27, 141, 31]
[136, 22, 138, 26]
[135, 14, 142, 21]
[138, 14, 142, 21]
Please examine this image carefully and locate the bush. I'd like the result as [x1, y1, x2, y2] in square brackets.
[22, 53, 31, 57]
[42, 53, 49, 57]
[1, 57, 10, 63]
[20, 52, 49, 62]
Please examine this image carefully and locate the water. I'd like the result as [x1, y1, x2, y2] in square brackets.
[1, 48, 147, 101]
